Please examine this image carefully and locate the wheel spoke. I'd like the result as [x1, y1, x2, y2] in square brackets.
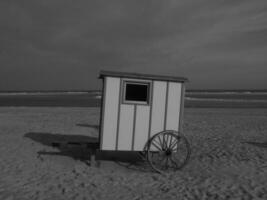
[157, 135, 163, 147]
[147, 131, 191, 173]
[151, 141, 162, 151]
[152, 152, 164, 162]
[171, 155, 181, 168]
[169, 139, 178, 150]
[152, 154, 167, 169]
[153, 139, 162, 150]
[163, 133, 168, 150]
[169, 156, 178, 168]
[166, 134, 170, 148]
[164, 156, 169, 169]
[168, 135, 173, 149]
[172, 149, 187, 166]
[169, 135, 180, 149]
[162, 134, 166, 150]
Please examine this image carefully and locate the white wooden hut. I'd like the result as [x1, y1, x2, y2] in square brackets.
[99, 71, 188, 151]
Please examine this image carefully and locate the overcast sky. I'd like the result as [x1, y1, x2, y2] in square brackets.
[0, 0, 266, 90]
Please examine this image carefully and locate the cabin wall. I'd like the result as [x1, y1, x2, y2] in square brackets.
[100, 77, 120, 150]
[100, 77, 184, 151]
[166, 82, 182, 131]
[150, 81, 167, 138]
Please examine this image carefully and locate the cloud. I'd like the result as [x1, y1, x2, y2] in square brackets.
[0, 0, 267, 90]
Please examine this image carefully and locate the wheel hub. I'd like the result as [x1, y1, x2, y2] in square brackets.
[165, 149, 172, 156]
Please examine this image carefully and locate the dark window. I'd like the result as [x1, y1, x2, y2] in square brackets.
[124, 82, 150, 104]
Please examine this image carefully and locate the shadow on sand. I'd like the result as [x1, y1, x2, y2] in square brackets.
[24, 132, 145, 167]
[24, 132, 98, 161]
[76, 123, 100, 130]
[245, 141, 267, 148]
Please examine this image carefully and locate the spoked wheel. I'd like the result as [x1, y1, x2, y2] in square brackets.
[146, 130, 191, 173]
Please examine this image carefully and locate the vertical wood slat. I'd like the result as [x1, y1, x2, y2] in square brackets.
[179, 84, 185, 133]
[147, 81, 154, 142]
[99, 77, 107, 150]
[131, 105, 137, 150]
[115, 78, 122, 150]
[150, 81, 167, 138]
[134, 105, 150, 151]
[164, 81, 169, 130]
[117, 104, 135, 150]
[101, 77, 121, 150]
[166, 82, 182, 131]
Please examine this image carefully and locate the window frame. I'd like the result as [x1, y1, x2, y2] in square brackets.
[121, 79, 151, 105]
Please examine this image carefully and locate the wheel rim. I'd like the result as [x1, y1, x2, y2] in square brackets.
[147, 130, 190, 173]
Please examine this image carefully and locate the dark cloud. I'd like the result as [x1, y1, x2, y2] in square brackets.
[0, 0, 266, 90]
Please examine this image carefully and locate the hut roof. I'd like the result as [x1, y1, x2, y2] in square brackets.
[99, 70, 188, 83]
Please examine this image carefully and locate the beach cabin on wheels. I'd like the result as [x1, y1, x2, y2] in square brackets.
[98, 71, 190, 173]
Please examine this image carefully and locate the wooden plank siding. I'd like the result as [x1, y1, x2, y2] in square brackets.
[150, 81, 167, 138]
[117, 104, 135, 150]
[166, 82, 182, 131]
[100, 77, 184, 151]
[101, 77, 120, 150]
[133, 105, 150, 151]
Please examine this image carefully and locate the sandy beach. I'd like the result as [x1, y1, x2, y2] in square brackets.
[0, 107, 267, 200]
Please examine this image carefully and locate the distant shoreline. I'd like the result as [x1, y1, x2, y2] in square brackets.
[0, 91, 266, 108]
[0, 89, 267, 95]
